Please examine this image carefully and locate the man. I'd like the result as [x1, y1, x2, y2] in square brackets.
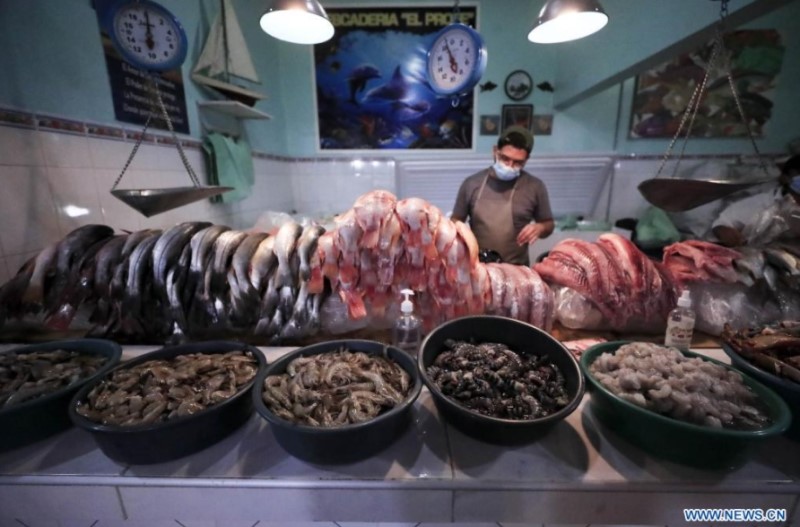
[711, 155, 800, 247]
[451, 126, 554, 265]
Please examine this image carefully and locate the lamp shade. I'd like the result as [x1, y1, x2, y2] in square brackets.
[260, 0, 335, 45]
[528, 0, 608, 44]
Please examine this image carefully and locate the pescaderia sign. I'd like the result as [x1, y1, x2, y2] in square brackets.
[314, 6, 478, 151]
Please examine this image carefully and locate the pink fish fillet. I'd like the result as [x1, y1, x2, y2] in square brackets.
[353, 190, 397, 248]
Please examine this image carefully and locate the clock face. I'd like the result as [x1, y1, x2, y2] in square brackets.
[426, 24, 487, 96]
[109, 1, 188, 71]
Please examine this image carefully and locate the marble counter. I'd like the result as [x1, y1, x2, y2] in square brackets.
[0, 346, 798, 526]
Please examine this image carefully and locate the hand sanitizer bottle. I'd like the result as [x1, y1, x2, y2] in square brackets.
[665, 289, 695, 350]
[392, 289, 422, 356]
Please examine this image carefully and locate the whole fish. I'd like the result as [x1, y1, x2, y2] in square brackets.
[45, 236, 117, 330]
[47, 224, 114, 307]
[152, 221, 211, 295]
[207, 230, 249, 300]
[185, 225, 230, 302]
[92, 235, 129, 300]
[296, 225, 325, 282]
[0, 257, 36, 324]
[249, 236, 276, 295]
[121, 231, 161, 330]
[273, 222, 303, 317]
[166, 241, 194, 334]
[20, 242, 59, 307]
[229, 232, 269, 321]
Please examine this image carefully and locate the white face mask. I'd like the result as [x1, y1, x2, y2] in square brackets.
[790, 175, 800, 194]
[492, 160, 520, 181]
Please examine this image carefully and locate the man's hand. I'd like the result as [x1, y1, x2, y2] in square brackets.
[517, 222, 546, 246]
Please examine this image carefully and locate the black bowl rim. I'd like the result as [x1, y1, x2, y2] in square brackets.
[0, 338, 122, 416]
[720, 342, 800, 395]
[580, 340, 792, 438]
[69, 340, 266, 434]
[252, 339, 422, 434]
[418, 315, 586, 427]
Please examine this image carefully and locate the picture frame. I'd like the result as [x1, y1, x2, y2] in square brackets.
[504, 70, 533, 101]
[479, 115, 501, 135]
[501, 104, 533, 132]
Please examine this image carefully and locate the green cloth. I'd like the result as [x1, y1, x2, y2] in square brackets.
[636, 206, 681, 248]
[203, 132, 254, 203]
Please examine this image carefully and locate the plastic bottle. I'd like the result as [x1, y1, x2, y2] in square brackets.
[664, 290, 696, 350]
[392, 289, 422, 356]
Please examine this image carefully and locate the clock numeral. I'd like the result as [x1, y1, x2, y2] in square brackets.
[466, 47, 471, 54]
[148, 52, 157, 60]
[441, 73, 447, 80]
[133, 45, 142, 53]
[450, 75, 456, 82]
[465, 58, 470, 66]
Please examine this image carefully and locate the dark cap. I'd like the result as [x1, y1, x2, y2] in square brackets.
[498, 125, 534, 154]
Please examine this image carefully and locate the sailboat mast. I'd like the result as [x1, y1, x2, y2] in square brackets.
[221, 0, 230, 83]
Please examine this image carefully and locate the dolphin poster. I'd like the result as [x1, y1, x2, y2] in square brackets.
[314, 6, 478, 150]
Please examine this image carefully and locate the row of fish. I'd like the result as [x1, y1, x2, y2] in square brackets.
[0, 220, 327, 343]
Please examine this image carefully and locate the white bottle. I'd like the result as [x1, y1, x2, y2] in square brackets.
[665, 290, 696, 350]
[392, 289, 422, 356]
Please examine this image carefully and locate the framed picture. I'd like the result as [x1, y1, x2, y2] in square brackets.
[504, 70, 533, 101]
[532, 114, 553, 135]
[479, 115, 500, 135]
[313, 5, 479, 151]
[629, 29, 784, 138]
[501, 104, 533, 131]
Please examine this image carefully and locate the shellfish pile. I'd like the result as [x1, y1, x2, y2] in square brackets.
[426, 339, 570, 420]
[75, 350, 258, 426]
[0, 349, 107, 408]
[262, 348, 411, 427]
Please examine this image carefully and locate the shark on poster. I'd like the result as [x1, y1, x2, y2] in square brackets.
[314, 6, 478, 150]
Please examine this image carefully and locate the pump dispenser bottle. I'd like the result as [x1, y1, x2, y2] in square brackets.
[392, 289, 422, 356]
[664, 289, 695, 350]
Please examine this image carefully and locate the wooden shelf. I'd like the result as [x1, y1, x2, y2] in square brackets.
[197, 100, 272, 120]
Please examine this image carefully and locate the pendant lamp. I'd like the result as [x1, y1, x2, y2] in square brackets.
[528, 0, 608, 44]
[260, 0, 335, 45]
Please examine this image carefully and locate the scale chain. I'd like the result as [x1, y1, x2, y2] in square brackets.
[654, 0, 770, 181]
[111, 73, 202, 190]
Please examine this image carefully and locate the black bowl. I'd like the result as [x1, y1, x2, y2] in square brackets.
[582, 342, 791, 469]
[419, 315, 585, 444]
[0, 339, 121, 451]
[69, 341, 266, 465]
[721, 342, 800, 441]
[252, 339, 422, 464]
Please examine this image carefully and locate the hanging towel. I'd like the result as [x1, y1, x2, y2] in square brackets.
[202, 132, 254, 203]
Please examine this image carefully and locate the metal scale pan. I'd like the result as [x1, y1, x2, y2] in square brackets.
[111, 186, 233, 218]
[637, 2, 774, 212]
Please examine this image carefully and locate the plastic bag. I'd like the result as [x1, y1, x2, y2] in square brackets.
[553, 286, 606, 330]
[691, 282, 780, 336]
[636, 206, 681, 248]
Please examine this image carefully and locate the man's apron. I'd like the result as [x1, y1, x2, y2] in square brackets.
[470, 172, 527, 265]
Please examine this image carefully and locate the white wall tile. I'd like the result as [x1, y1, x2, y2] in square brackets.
[0, 127, 44, 167]
[38, 131, 92, 169]
[45, 167, 106, 235]
[88, 137, 144, 170]
[0, 165, 61, 255]
[0, 485, 124, 520]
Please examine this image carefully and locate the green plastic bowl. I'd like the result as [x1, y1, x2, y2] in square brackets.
[581, 341, 791, 470]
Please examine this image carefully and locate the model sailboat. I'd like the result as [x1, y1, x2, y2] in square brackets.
[192, 0, 266, 107]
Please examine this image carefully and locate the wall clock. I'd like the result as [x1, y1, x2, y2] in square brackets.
[426, 23, 488, 98]
[505, 70, 533, 101]
[105, 0, 188, 72]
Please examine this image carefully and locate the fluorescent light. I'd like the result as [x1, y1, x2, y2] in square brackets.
[528, 0, 609, 44]
[260, 0, 334, 45]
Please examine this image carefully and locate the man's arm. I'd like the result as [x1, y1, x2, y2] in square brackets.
[451, 180, 469, 221]
[517, 218, 554, 246]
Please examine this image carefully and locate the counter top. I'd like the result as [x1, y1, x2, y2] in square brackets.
[1, 345, 798, 525]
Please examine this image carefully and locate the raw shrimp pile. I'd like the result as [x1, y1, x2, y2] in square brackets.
[76, 350, 258, 426]
[589, 342, 771, 430]
[262, 348, 411, 427]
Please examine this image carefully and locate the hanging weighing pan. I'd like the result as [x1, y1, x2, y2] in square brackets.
[111, 186, 233, 217]
[637, 177, 775, 212]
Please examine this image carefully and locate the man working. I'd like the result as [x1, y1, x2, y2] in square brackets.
[712, 155, 800, 247]
[451, 126, 554, 265]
